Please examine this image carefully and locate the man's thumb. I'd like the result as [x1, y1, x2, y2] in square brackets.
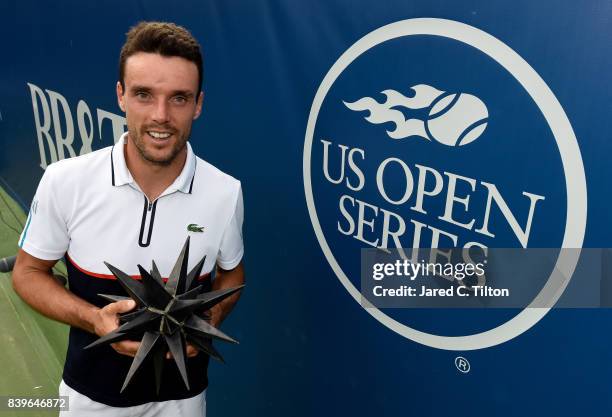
[113, 299, 136, 313]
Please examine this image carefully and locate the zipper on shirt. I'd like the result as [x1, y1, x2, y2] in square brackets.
[139, 196, 158, 247]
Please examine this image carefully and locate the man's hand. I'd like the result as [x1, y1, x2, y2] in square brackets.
[208, 304, 223, 328]
[165, 262, 246, 359]
[92, 298, 200, 359]
[93, 299, 141, 357]
[165, 344, 199, 359]
[210, 262, 245, 327]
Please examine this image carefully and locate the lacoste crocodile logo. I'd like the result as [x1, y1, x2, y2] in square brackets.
[187, 224, 205, 233]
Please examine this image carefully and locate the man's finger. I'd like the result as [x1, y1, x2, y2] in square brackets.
[106, 299, 136, 314]
[165, 343, 199, 359]
[112, 340, 140, 357]
[186, 344, 199, 358]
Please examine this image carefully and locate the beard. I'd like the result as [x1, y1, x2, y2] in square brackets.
[128, 124, 190, 166]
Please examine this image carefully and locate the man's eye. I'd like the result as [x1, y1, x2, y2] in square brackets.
[135, 92, 150, 100]
[172, 96, 187, 104]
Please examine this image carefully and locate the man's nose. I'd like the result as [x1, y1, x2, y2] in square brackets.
[152, 99, 170, 124]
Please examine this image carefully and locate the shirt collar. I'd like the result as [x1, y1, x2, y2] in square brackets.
[111, 132, 196, 194]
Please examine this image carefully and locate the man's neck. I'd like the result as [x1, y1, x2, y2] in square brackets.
[124, 137, 187, 202]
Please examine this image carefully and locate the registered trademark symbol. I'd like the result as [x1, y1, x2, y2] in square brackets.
[455, 356, 470, 373]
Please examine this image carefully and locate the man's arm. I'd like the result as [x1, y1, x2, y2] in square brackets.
[12, 249, 140, 356]
[209, 261, 245, 327]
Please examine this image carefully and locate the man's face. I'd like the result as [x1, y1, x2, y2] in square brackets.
[117, 52, 203, 166]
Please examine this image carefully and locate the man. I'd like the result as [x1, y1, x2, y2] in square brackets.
[12, 22, 244, 417]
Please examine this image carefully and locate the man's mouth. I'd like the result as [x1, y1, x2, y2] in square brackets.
[147, 130, 173, 139]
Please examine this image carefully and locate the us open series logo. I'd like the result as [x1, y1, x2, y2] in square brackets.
[303, 18, 587, 350]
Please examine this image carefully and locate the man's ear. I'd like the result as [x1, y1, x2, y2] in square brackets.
[117, 82, 126, 112]
[193, 91, 204, 120]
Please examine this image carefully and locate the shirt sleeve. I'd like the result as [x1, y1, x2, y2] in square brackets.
[18, 165, 70, 260]
[216, 184, 244, 270]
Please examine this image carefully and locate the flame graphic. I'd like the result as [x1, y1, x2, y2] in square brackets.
[343, 84, 488, 146]
[344, 84, 444, 140]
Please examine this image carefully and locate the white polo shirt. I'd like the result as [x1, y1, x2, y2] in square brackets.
[18, 132, 244, 406]
[20, 132, 243, 274]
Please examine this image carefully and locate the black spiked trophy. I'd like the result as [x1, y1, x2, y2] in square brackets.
[85, 237, 243, 393]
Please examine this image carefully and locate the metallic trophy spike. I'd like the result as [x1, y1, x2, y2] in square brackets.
[196, 285, 245, 310]
[103, 262, 148, 306]
[184, 315, 238, 344]
[119, 310, 143, 323]
[150, 260, 164, 286]
[137, 265, 172, 309]
[86, 237, 243, 393]
[151, 340, 166, 395]
[168, 298, 209, 316]
[185, 255, 206, 291]
[187, 333, 225, 363]
[99, 294, 131, 303]
[121, 331, 160, 393]
[85, 311, 158, 349]
[165, 330, 189, 390]
[177, 286, 202, 301]
[166, 237, 190, 296]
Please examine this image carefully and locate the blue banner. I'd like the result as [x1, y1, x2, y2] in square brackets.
[1, 1, 611, 415]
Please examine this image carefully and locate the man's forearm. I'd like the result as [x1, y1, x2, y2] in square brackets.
[210, 261, 245, 326]
[12, 251, 99, 334]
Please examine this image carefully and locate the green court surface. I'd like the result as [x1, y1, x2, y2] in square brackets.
[0, 185, 68, 417]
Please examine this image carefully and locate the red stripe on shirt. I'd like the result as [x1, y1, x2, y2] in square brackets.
[66, 254, 210, 282]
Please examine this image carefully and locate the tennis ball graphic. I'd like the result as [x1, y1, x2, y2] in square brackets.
[425, 93, 488, 146]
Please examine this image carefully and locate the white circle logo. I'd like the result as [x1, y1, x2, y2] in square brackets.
[303, 18, 587, 350]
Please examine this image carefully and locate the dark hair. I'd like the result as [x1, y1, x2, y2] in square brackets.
[119, 21, 203, 95]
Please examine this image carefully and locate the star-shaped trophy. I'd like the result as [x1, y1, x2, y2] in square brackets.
[85, 237, 243, 394]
